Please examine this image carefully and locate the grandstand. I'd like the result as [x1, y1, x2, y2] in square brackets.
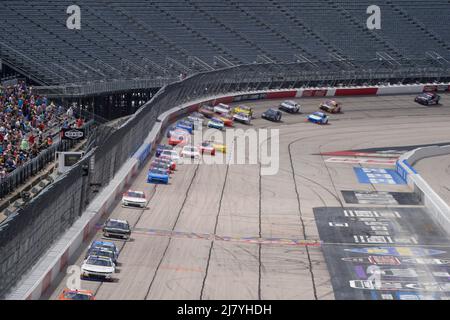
[0, 0, 449, 85]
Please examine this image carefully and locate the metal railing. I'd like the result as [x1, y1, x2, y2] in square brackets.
[33, 60, 450, 98]
[1, 62, 450, 298]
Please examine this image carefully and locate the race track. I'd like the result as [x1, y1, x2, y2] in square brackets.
[45, 93, 450, 300]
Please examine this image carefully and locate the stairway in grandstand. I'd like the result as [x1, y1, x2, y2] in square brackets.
[0, 0, 449, 85]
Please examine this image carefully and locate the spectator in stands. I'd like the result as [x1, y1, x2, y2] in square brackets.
[0, 81, 75, 176]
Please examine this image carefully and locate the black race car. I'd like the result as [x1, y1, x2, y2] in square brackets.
[102, 219, 131, 240]
[262, 108, 282, 122]
[414, 92, 441, 106]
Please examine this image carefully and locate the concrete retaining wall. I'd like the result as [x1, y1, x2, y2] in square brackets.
[396, 146, 450, 235]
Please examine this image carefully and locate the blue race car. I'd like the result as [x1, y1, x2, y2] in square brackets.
[156, 144, 173, 157]
[88, 240, 119, 261]
[307, 112, 329, 125]
[176, 120, 194, 134]
[147, 167, 169, 184]
[207, 118, 225, 130]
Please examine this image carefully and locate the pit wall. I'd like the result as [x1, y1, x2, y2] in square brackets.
[396, 146, 450, 235]
[8, 83, 450, 300]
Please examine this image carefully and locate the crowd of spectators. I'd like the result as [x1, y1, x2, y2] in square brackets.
[0, 81, 75, 178]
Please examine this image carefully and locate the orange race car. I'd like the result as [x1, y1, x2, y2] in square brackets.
[58, 289, 95, 300]
[319, 100, 342, 113]
[217, 114, 234, 127]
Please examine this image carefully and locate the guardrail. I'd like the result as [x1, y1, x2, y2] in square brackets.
[7, 82, 450, 300]
[396, 146, 450, 234]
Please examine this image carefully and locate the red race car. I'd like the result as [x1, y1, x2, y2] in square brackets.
[158, 155, 177, 171]
[168, 129, 190, 146]
[217, 114, 234, 127]
[198, 141, 216, 156]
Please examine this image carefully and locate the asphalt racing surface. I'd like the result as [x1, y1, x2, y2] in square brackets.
[45, 93, 450, 300]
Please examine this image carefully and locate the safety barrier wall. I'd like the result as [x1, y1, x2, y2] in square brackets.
[6, 83, 450, 300]
[396, 146, 450, 235]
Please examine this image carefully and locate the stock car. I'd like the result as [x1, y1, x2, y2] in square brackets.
[262, 108, 282, 122]
[208, 118, 225, 130]
[198, 141, 216, 155]
[85, 240, 119, 264]
[187, 115, 204, 129]
[320, 100, 342, 113]
[415, 92, 441, 105]
[152, 158, 174, 173]
[176, 120, 194, 134]
[168, 129, 190, 146]
[213, 103, 232, 116]
[81, 256, 115, 281]
[88, 240, 119, 258]
[150, 160, 172, 175]
[157, 155, 177, 171]
[233, 105, 253, 118]
[103, 219, 131, 240]
[181, 145, 201, 159]
[212, 141, 227, 153]
[279, 100, 301, 113]
[156, 144, 173, 157]
[217, 115, 234, 127]
[84, 247, 117, 265]
[198, 105, 216, 118]
[58, 289, 95, 301]
[308, 112, 329, 125]
[122, 190, 146, 208]
[147, 167, 170, 184]
[160, 149, 180, 163]
[233, 112, 252, 125]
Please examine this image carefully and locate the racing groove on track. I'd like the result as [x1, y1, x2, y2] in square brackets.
[45, 93, 450, 300]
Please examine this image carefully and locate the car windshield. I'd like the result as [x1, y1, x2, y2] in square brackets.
[87, 257, 112, 267]
[202, 142, 210, 147]
[64, 291, 92, 300]
[126, 191, 144, 198]
[106, 220, 129, 229]
[186, 147, 196, 152]
[151, 168, 166, 174]
[92, 242, 116, 251]
[90, 249, 114, 259]
[267, 109, 277, 114]
[285, 101, 295, 106]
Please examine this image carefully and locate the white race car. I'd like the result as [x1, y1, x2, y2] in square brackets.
[122, 190, 146, 208]
[213, 103, 232, 116]
[233, 112, 251, 125]
[279, 100, 301, 113]
[181, 145, 201, 159]
[160, 149, 180, 163]
[81, 256, 115, 281]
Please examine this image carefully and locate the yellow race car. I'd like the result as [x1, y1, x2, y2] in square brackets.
[232, 105, 253, 118]
[211, 141, 227, 153]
